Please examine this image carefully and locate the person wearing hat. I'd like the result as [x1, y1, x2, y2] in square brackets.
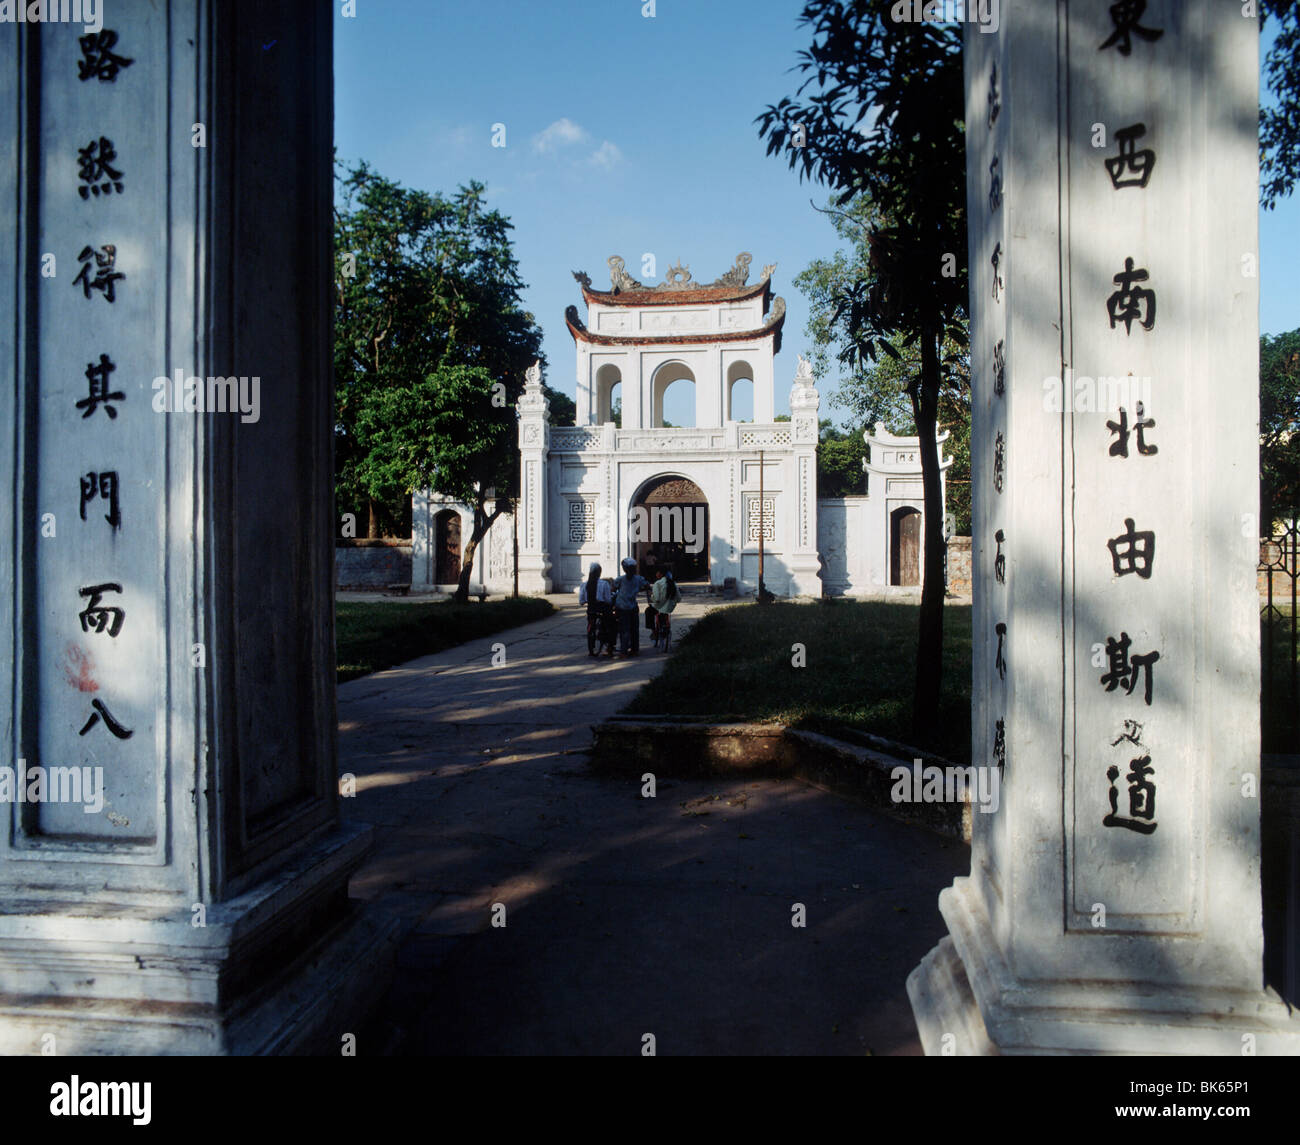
[577, 561, 614, 657]
[612, 556, 651, 656]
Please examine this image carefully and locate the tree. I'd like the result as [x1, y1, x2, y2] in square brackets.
[1262, 0, 1300, 209]
[333, 160, 544, 551]
[1261, 329, 1300, 528]
[817, 420, 868, 499]
[356, 362, 520, 602]
[545, 386, 576, 428]
[798, 197, 972, 532]
[758, 1, 966, 736]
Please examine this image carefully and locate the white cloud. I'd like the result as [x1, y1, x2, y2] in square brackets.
[533, 117, 590, 153]
[585, 140, 624, 169]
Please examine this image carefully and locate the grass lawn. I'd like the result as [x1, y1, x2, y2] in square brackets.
[335, 596, 554, 683]
[625, 599, 974, 764]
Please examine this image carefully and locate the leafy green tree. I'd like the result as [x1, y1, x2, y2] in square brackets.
[544, 386, 576, 428]
[355, 363, 520, 601]
[798, 198, 972, 532]
[817, 420, 868, 499]
[334, 160, 544, 551]
[1262, 0, 1300, 209]
[1261, 329, 1300, 527]
[759, 1, 966, 734]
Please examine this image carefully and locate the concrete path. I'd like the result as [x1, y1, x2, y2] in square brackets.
[338, 593, 969, 1055]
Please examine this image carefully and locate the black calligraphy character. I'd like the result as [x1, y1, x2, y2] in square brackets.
[1099, 0, 1163, 57]
[995, 622, 1007, 681]
[994, 529, 1006, 584]
[75, 355, 125, 419]
[77, 137, 124, 199]
[994, 432, 1005, 493]
[80, 471, 121, 530]
[78, 698, 134, 740]
[1106, 402, 1158, 458]
[1103, 757, 1157, 834]
[1100, 632, 1160, 706]
[1110, 718, 1145, 747]
[73, 244, 124, 303]
[1106, 258, 1156, 334]
[991, 242, 1004, 301]
[988, 155, 1002, 213]
[1107, 517, 1155, 579]
[987, 62, 1000, 128]
[78, 582, 125, 638]
[77, 30, 134, 83]
[1104, 123, 1156, 189]
[993, 339, 1006, 397]
[993, 718, 1006, 772]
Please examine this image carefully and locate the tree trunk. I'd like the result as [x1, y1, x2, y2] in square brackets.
[453, 502, 505, 604]
[911, 324, 947, 738]
[367, 497, 378, 539]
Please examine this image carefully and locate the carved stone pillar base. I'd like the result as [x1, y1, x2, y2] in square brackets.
[908, 877, 1300, 1056]
[0, 823, 399, 1056]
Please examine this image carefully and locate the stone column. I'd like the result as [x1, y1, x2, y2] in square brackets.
[516, 361, 552, 594]
[787, 356, 822, 597]
[0, 1, 396, 1054]
[908, 0, 1300, 1054]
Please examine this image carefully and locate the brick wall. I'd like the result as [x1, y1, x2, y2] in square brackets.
[946, 535, 972, 598]
[336, 539, 413, 589]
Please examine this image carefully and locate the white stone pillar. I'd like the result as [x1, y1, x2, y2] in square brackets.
[787, 357, 822, 596]
[516, 361, 552, 594]
[0, 0, 396, 1054]
[411, 488, 434, 591]
[908, 0, 1300, 1054]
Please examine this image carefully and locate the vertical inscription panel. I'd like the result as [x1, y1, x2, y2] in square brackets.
[1065, 0, 1202, 931]
[24, 16, 168, 853]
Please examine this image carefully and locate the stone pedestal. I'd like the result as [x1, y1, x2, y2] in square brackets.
[908, 0, 1300, 1055]
[0, 1, 396, 1054]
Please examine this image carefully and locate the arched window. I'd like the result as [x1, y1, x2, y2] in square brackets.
[726, 360, 754, 422]
[595, 364, 622, 425]
[651, 362, 696, 428]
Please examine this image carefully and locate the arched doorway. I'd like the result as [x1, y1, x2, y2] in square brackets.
[434, 509, 461, 585]
[631, 475, 709, 583]
[890, 507, 921, 586]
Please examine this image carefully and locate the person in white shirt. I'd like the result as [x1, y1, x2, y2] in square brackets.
[578, 561, 615, 657]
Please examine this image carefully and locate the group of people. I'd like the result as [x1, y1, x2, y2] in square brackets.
[578, 557, 679, 657]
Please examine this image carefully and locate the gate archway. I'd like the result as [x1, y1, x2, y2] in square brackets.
[630, 475, 709, 583]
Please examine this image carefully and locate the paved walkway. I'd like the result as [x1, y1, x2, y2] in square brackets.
[338, 593, 969, 1055]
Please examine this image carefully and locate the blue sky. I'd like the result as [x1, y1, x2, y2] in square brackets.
[334, 0, 1300, 428]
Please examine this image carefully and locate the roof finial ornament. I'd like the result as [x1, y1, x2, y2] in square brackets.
[607, 255, 643, 292]
[663, 260, 693, 289]
[714, 253, 753, 288]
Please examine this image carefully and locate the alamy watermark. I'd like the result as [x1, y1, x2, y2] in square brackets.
[152, 370, 261, 423]
[889, 0, 1000, 34]
[0, 759, 105, 814]
[1042, 371, 1152, 414]
[891, 759, 1001, 814]
[628, 505, 706, 554]
[0, 0, 104, 33]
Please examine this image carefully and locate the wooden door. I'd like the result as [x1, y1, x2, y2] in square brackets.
[436, 511, 461, 584]
[892, 508, 921, 586]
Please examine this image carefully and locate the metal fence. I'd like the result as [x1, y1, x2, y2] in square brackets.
[1261, 520, 1300, 753]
